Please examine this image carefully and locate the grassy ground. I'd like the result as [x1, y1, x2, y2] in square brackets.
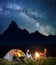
[0, 57, 56, 65]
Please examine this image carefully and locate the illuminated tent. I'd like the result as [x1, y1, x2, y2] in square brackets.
[3, 49, 26, 61]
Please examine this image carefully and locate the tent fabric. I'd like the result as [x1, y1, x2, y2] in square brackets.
[3, 51, 13, 61]
[3, 49, 26, 61]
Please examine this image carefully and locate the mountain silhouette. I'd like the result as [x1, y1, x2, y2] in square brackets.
[0, 21, 30, 40]
[0, 21, 56, 43]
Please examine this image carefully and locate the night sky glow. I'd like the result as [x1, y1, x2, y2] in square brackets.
[0, 0, 56, 36]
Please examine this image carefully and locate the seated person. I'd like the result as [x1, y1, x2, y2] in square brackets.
[26, 49, 33, 60]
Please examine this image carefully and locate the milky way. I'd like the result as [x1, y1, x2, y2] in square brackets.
[0, 0, 56, 36]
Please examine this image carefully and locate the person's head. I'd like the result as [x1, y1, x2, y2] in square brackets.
[27, 49, 30, 53]
[44, 48, 47, 52]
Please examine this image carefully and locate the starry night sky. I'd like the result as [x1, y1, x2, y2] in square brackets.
[0, 0, 56, 36]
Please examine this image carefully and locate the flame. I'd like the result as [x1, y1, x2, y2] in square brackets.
[35, 52, 40, 58]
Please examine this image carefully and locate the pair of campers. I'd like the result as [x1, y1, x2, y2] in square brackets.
[3, 48, 47, 62]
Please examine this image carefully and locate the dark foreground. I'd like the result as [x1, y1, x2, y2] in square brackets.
[0, 57, 56, 65]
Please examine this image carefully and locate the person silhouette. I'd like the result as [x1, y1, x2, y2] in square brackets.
[26, 49, 33, 60]
[44, 48, 47, 57]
